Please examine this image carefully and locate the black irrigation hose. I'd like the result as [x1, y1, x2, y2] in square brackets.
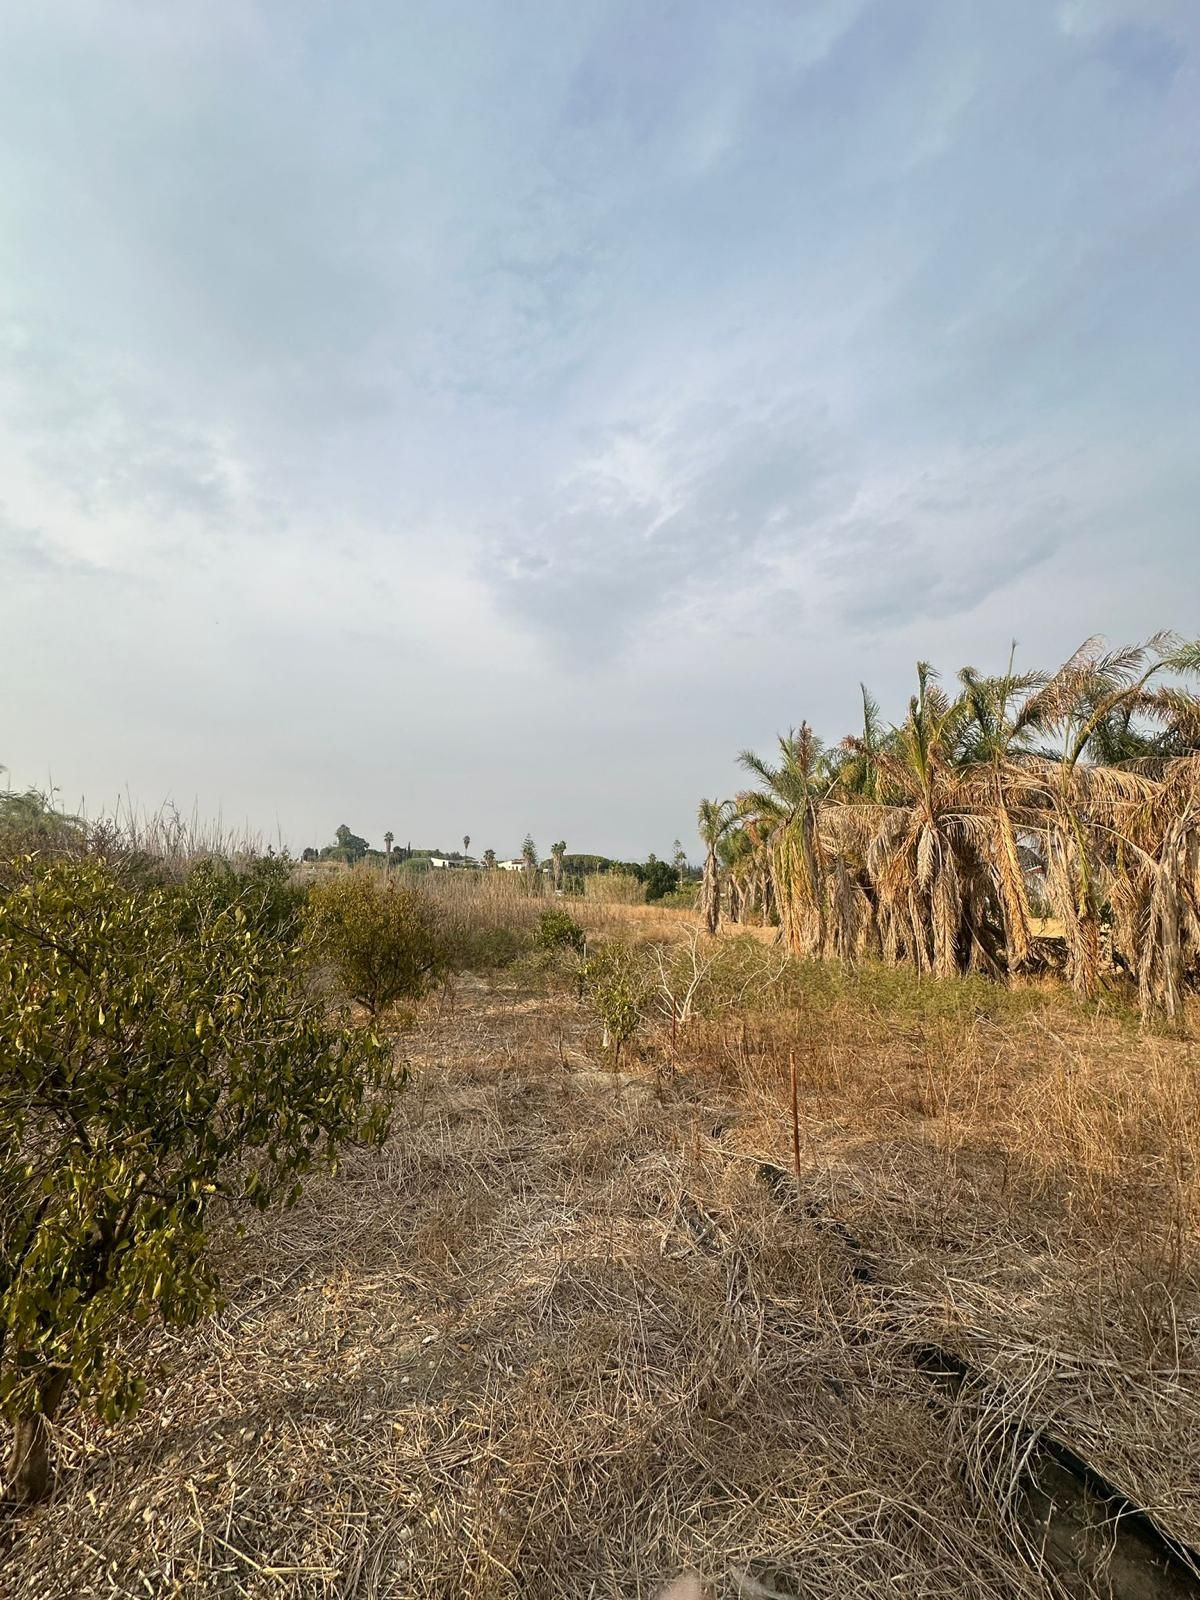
[752, 1158, 1200, 1596]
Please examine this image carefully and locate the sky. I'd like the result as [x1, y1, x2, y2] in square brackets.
[1, 0, 1198, 859]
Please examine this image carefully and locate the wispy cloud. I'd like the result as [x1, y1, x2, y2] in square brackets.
[1, 0, 1198, 852]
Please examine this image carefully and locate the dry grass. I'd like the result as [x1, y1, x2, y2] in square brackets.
[303, 865, 762, 951]
[582, 873, 647, 906]
[4, 938, 1200, 1597]
[580, 901, 775, 945]
[375, 867, 736, 951]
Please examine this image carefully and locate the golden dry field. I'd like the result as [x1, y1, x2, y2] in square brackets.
[5, 904, 1199, 1599]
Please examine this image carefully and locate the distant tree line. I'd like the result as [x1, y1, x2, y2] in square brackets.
[298, 826, 697, 901]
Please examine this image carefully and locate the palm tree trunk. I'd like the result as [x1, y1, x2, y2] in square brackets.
[991, 777, 1032, 972]
[700, 847, 720, 935]
[728, 876, 743, 923]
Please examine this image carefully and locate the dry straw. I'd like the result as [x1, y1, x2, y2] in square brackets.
[5, 916, 1198, 1598]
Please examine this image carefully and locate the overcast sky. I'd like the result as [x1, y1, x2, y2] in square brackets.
[2, 0, 1198, 858]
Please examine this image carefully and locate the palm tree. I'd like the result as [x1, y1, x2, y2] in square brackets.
[738, 724, 839, 957]
[832, 685, 892, 801]
[853, 663, 1004, 977]
[1022, 635, 1180, 997]
[709, 634, 1200, 1016]
[718, 825, 756, 923]
[482, 848, 496, 869]
[550, 840, 567, 890]
[950, 649, 1052, 971]
[696, 799, 737, 935]
[1142, 640, 1200, 756]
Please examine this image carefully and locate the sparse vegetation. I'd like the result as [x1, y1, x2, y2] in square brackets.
[582, 869, 646, 905]
[4, 871, 1197, 1596]
[4, 706, 1200, 1595]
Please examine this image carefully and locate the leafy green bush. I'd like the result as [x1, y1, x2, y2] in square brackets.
[0, 855, 399, 1503]
[657, 885, 699, 910]
[182, 852, 308, 944]
[535, 907, 585, 952]
[580, 940, 652, 1067]
[640, 859, 680, 902]
[306, 872, 449, 1015]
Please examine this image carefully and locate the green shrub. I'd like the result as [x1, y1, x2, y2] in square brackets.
[183, 852, 308, 944]
[0, 854, 398, 1503]
[641, 859, 679, 902]
[536, 907, 585, 952]
[306, 873, 450, 1015]
[580, 940, 652, 1067]
[657, 885, 699, 910]
[0, 790, 85, 858]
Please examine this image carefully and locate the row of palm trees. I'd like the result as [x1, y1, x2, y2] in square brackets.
[698, 634, 1200, 1017]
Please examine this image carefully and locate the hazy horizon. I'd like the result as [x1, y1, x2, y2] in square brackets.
[3, 1, 1198, 857]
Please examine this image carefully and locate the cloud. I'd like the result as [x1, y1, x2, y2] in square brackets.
[1092, 21, 1184, 93]
[0, 515, 120, 581]
[485, 390, 857, 649]
[1, 0, 1198, 853]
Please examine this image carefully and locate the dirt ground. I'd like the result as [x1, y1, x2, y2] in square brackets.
[3, 967, 1199, 1599]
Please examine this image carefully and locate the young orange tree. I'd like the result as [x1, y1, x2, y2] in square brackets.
[0, 855, 399, 1504]
[305, 873, 450, 1016]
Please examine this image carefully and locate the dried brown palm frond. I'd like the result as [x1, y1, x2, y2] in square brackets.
[1139, 819, 1193, 1019]
[822, 849, 872, 961]
[1099, 762, 1200, 1017]
[1020, 635, 1109, 732]
[737, 725, 839, 958]
[771, 817, 824, 958]
[983, 779, 1035, 969]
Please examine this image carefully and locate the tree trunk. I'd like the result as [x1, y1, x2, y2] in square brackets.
[701, 848, 720, 936]
[4, 1370, 69, 1505]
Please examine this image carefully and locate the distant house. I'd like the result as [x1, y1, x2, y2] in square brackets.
[496, 858, 526, 871]
[429, 855, 476, 869]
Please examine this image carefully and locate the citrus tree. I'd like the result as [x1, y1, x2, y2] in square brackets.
[305, 872, 450, 1016]
[0, 855, 399, 1504]
[581, 941, 652, 1069]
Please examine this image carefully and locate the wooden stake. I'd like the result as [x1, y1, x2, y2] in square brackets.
[789, 1050, 802, 1188]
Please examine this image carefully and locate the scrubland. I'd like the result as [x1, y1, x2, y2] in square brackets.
[4, 865, 1198, 1599]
